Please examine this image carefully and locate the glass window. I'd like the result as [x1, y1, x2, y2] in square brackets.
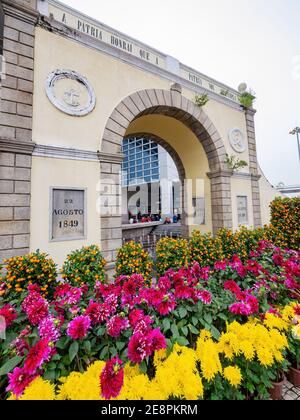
[152, 168, 159, 176]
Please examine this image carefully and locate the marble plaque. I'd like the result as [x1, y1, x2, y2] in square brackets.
[51, 189, 85, 241]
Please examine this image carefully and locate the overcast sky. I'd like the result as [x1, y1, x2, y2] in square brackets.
[59, 0, 300, 186]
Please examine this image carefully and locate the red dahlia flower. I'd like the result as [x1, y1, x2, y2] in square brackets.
[24, 338, 52, 375]
[100, 357, 124, 400]
[0, 304, 17, 327]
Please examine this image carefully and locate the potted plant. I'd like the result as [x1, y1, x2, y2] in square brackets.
[286, 322, 300, 386]
[268, 369, 286, 400]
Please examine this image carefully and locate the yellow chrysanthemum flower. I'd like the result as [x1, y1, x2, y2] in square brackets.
[19, 377, 55, 400]
[223, 366, 242, 388]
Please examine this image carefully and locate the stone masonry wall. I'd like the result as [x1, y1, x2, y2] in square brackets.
[0, 0, 37, 263]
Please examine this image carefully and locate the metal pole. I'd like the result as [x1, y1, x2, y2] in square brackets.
[297, 130, 300, 162]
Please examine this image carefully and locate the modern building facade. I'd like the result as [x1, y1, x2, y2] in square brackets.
[122, 136, 180, 222]
[0, 0, 283, 272]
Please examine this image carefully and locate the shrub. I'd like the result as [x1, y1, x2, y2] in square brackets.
[115, 241, 153, 282]
[61, 245, 106, 286]
[156, 237, 189, 276]
[190, 231, 224, 267]
[0, 250, 57, 298]
[270, 197, 300, 251]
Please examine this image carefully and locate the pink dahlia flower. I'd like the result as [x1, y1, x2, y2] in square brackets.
[67, 315, 91, 340]
[6, 367, 37, 398]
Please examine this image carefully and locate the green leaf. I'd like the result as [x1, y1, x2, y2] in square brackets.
[176, 336, 189, 346]
[217, 313, 228, 321]
[69, 341, 79, 363]
[171, 324, 179, 338]
[189, 325, 199, 335]
[116, 341, 125, 351]
[139, 361, 147, 374]
[178, 307, 187, 318]
[100, 346, 108, 360]
[84, 340, 91, 353]
[192, 316, 198, 326]
[163, 318, 170, 331]
[181, 326, 188, 336]
[210, 325, 220, 340]
[43, 370, 56, 381]
[204, 313, 212, 325]
[0, 356, 22, 376]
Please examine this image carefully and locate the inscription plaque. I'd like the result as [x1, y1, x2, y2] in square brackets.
[51, 188, 86, 241]
[237, 196, 248, 225]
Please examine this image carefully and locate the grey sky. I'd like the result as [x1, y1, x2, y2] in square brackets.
[59, 0, 300, 186]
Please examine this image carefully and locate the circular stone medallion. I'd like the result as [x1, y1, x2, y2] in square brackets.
[45, 70, 96, 117]
[228, 128, 246, 153]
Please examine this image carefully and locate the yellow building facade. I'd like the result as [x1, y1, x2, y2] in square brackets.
[0, 0, 282, 267]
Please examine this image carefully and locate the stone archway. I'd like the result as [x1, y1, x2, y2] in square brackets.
[98, 84, 233, 263]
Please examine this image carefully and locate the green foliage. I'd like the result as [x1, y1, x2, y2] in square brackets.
[190, 231, 224, 267]
[0, 250, 57, 298]
[269, 197, 300, 251]
[115, 241, 153, 282]
[61, 245, 106, 286]
[156, 237, 190, 276]
[194, 93, 209, 107]
[225, 154, 248, 172]
[220, 89, 229, 97]
[239, 90, 256, 108]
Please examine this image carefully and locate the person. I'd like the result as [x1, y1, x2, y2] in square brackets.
[173, 214, 178, 224]
[137, 209, 142, 222]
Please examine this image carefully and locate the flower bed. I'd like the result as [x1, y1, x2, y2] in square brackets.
[0, 240, 299, 400]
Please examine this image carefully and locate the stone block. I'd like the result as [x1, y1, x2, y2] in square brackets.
[18, 55, 34, 70]
[0, 152, 15, 166]
[0, 236, 13, 250]
[17, 78, 34, 92]
[0, 180, 14, 193]
[101, 239, 122, 252]
[0, 207, 13, 220]
[0, 220, 30, 235]
[4, 16, 35, 36]
[19, 32, 34, 47]
[14, 181, 30, 193]
[1, 100, 17, 114]
[0, 126, 15, 138]
[1, 87, 32, 105]
[101, 217, 122, 229]
[111, 228, 122, 240]
[3, 38, 34, 59]
[17, 103, 32, 117]
[100, 162, 112, 174]
[105, 119, 126, 137]
[14, 206, 30, 220]
[3, 50, 18, 64]
[5, 63, 33, 83]
[3, 26, 19, 41]
[0, 194, 30, 207]
[0, 247, 29, 263]
[0, 113, 32, 129]
[13, 234, 30, 248]
[16, 128, 32, 142]
[15, 154, 31, 168]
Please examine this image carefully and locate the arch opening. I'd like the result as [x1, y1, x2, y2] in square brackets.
[99, 88, 233, 263]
